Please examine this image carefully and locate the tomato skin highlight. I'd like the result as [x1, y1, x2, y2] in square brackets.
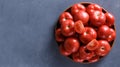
[59, 12, 73, 24]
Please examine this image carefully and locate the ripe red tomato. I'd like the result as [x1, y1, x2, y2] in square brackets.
[86, 4, 102, 14]
[88, 55, 99, 63]
[105, 12, 115, 27]
[74, 20, 85, 34]
[107, 28, 116, 42]
[72, 51, 84, 63]
[97, 25, 111, 39]
[59, 44, 72, 56]
[55, 28, 64, 42]
[73, 11, 89, 25]
[71, 3, 86, 15]
[80, 27, 97, 44]
[95, 40, 111, 56]
[64, 37, 80, 53]
[59, 12, 73, 24]
[86, 39, 100, 50]
[90, 11, 106, 27]
[61, 20, 75, 36]
[79, 46, 94, 60]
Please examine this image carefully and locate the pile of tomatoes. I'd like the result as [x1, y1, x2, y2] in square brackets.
[55, 3, 116, 63]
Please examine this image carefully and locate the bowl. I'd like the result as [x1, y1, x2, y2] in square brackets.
[55, 2, 116, 64]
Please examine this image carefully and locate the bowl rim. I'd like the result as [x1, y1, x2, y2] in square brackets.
[55, 2, 116, 64]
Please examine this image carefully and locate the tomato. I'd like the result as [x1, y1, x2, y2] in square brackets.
[79, 46, 94, 60]
[105, 12, 115, 27]
[97, 25, 111, 39]
[61, 20, 75, 36]
[98, 25, 116, 42]
[95, 40, 111, 56]
[107, 28, 116, 42]
[86, 4, 102, 15]
[55, 28, 64, 42]
[73, 11, 89, 25]
[74, 20, 85, 34]
[71, 3, 86, 15]
[80, 27, 97, 44]
[88, 55, 99, 63]
[59, 44, 72, 56]
[59, 12, 73, 24]
[90, 11, 106, 27]
[72, 51, 84, 63]
[86, 39, 100, 50]
[64, 37, 80, 53]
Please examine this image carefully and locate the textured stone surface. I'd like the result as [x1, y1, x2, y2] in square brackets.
[0, 0, 119, 67]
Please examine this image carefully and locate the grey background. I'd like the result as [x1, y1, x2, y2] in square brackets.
[0, 0, 120, 67]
